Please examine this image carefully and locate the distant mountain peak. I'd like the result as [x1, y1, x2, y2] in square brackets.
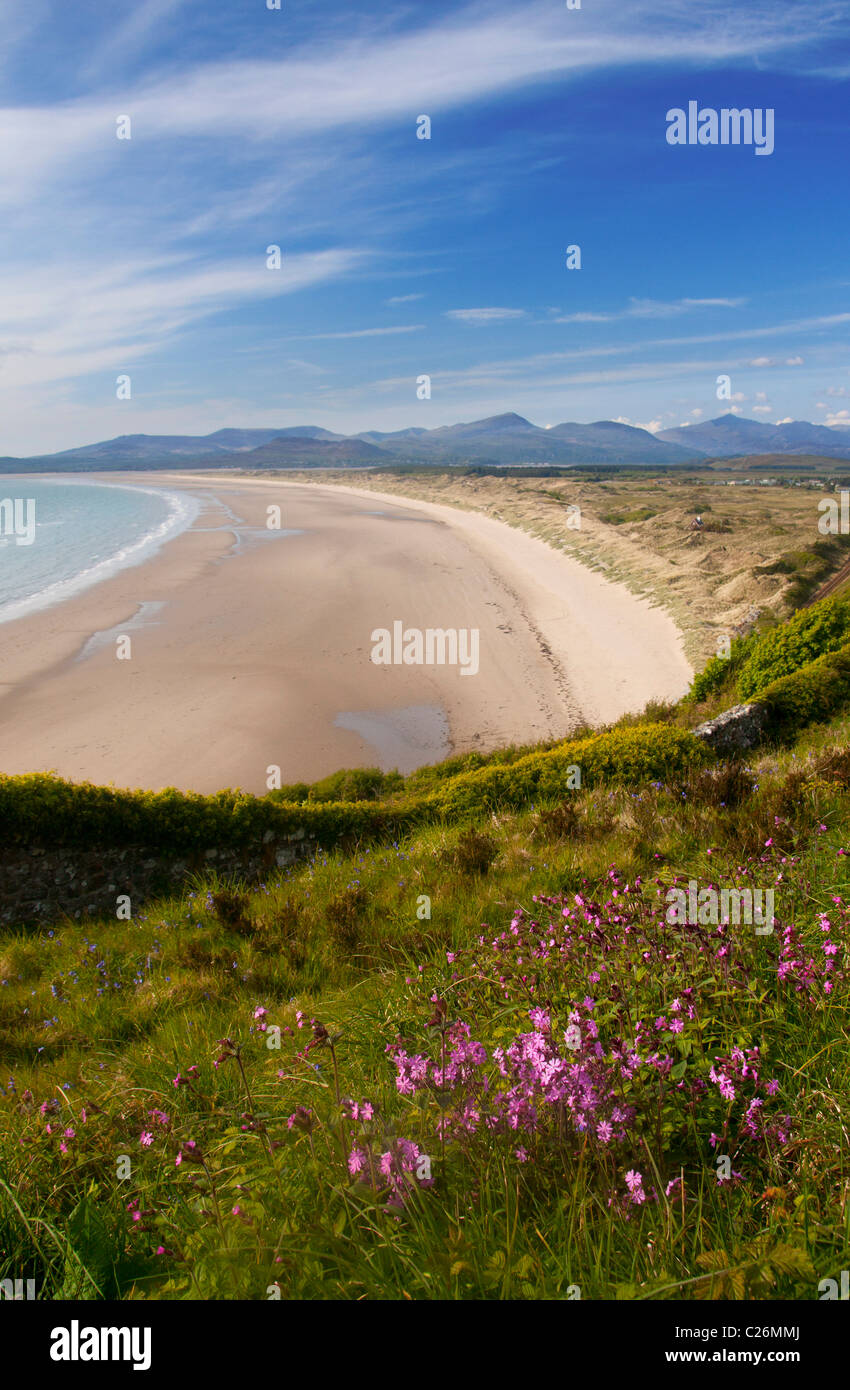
[480, 411, 536, 429]
[657, 413, 850, 461]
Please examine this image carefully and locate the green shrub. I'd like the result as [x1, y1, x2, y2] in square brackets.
[306, 767, 404, 803]
[274, 782, 311, 803]
[428, 725, 712, 817]
[688, 634, 753, 705]
[442, 829, 499, 875]
[0, 774, 424, 852]
[755, 641, 850, 733]
[738, 597, 850, 699]
[404, 742, 551, 792]
[0, 726, 714, 852]
[599, 507, 657, 525]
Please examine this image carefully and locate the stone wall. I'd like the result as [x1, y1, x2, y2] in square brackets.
[692, 702, 770, 757]
[0, 830, 316, 925]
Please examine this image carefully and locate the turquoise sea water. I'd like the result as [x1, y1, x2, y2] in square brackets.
[0, 478, 199, 625]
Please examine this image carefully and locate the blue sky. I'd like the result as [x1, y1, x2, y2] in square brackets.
[2, 0, 850, 454]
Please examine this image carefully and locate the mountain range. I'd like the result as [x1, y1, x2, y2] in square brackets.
[657, 414, 850, 459]
[3, 412, 850, 472]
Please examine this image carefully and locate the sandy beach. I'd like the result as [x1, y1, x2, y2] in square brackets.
[0, 473, 693, 793]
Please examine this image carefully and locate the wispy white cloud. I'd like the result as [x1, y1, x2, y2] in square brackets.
[296, 325, 424, 341]
[645, 312, 850, 349]
[0, 2, 843, 204]
[348, 310, 850, 394]
[0, 249, 363, 391]
[340, 358, 775, 399]
[80, 0, 190, 82]
[445, 308, 526, 324]
[554, 296, 746, 324]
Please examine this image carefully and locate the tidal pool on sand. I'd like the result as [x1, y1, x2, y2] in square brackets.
[334, 704, 451, 774]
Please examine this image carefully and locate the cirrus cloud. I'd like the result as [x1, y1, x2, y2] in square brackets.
[445, 308, 527, 325]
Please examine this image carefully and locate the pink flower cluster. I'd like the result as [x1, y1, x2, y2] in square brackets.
[491, 1003, 634, 1143]
[386, 865, 814, 1192]
[778, 898, 846, 995]
[389, 1003, 637, 1146]
[347, 1132, 433, 1209]
[389, 1022, 489, 1137]
[708, 1045, 790, 1148]
[341, 1098, 374, 1122]
[608, 1169, 685, 1214]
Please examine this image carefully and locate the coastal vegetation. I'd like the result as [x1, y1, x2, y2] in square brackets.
[1, 597, 849, 1300]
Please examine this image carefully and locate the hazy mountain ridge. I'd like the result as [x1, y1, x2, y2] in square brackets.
[4, 413, 850, 473]
[347, 413, 699, 464]
[658, 413, 850, 459]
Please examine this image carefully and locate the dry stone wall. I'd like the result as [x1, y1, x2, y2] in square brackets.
[0, 830, 317, 925]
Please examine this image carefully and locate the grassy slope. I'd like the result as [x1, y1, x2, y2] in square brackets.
[1, 710, 849, 1300]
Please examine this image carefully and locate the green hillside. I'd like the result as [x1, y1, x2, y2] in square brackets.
[1, 596, 849, 1301]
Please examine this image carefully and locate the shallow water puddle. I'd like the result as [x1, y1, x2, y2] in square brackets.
[334, 703, 450, 773]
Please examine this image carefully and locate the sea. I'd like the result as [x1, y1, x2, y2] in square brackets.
[0, 477, 200, 626]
